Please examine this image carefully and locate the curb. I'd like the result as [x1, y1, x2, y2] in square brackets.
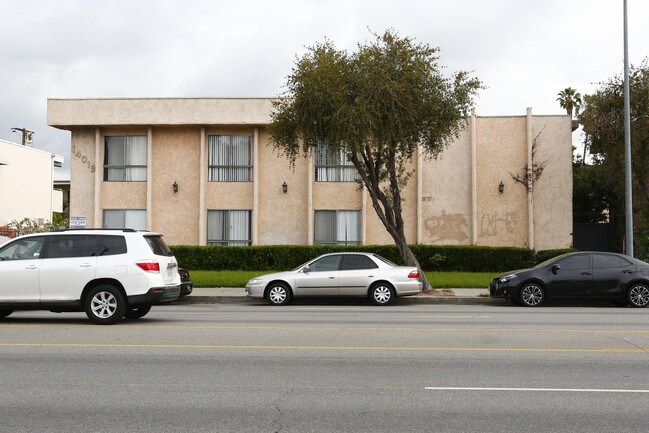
[175, 295, 504, 306]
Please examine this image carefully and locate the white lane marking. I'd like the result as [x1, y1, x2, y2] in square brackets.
[425, 387, 649, 393]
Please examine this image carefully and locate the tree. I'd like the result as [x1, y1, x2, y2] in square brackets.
[557, 87, 583, 118]
[579, 60, 649, 251]
[269, 30, 482, 291]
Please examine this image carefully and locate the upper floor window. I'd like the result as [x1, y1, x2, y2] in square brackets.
[104, 136, 147, 181]
[315, 140, 359, 182]
[207, 210, 251, 246]
[103, 209, 147, 231]
[314, 210, 361, 245]
[208, 135, 252, 182]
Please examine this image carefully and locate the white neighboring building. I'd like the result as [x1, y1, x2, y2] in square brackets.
[0, 138, 64, 240]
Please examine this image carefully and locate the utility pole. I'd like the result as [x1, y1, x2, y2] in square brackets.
[623, 0, 633, 257]
[11, 127, 34, 146]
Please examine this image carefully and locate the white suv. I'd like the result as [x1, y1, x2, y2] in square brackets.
[0, 229, 181, 324]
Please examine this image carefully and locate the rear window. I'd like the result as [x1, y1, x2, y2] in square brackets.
[145, 235, 173, 256]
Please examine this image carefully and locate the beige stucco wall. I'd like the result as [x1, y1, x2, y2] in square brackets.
[0, 139, 62, 226]
[476, 117, 529, 247]
[420, 126, 473, 245]
[532, 116, 573, 250]
[51, 98, 573, 250]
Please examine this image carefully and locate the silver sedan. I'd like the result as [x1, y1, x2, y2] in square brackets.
[245, 252, 423, 305]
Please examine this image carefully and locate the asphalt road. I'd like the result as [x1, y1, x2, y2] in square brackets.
[1, 302, 648, 433]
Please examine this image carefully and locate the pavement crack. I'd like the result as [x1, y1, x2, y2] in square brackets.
[271, 388, 294, 433]
[623, 337, 647, 351]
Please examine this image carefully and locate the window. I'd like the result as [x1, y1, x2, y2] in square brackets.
[593, 254, 622, 269]
[46, 235, 88, 258]
[309, 255, 342, 272]
[0, 236, 45, 260]
[341, 254, 378, 271]
[207, 210, 251, 246]
[208, 135, 252, 181]
[103, 209, 147, 231]
[314, 210, 360, 245]
[315, 140, 359, 182]
[85, 235, 127, 256]
[104, 136, 147, 181]
[557, 254, 590, 270]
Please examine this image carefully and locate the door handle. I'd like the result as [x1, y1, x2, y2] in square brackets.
[79, 264, 92, 268]
[581, 271, 592, 275]
[328, 276, 335, 279]
[367, 275, 374, 278]
[24, 265, 37, 270]
[623, 270, 634, 274]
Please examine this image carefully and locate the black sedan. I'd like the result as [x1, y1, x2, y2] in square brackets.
[490, 252, 649, 307]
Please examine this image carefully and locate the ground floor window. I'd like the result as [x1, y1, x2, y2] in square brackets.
[314, 210, 360, 245]
[103, 209, 147, 230]
[207, 210, 251, 246]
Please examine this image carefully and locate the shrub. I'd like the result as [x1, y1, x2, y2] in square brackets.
[170, 244, 538, 273]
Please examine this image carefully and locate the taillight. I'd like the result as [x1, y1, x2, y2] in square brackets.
[408, 270, 420, 279]
[136, 261, 160, 272]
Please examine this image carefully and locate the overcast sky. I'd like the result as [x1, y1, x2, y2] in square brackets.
[1, 0, 648, 179]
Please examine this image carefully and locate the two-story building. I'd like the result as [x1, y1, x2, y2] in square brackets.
[47, 98, 572, 249]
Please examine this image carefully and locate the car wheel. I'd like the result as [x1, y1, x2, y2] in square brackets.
[124, 304, 152, 319]
[627, 284, 649, 308]
[370, 283, 395, 306]
[0, 310, 13, 319]
[84, 284, 126, 325]
[519, 283, 544, 307]
[266, 283, 292, 306]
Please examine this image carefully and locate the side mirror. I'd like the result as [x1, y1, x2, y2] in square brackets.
[551, 264, 561, 273]
[302, 265, 310, 273]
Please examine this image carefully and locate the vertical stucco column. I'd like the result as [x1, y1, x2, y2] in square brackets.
[146, 128, 153, 230]
[361, 184, 367, 245]
[307, 152, 314, 245]
[198, 128, 206, 246]
[252, 127, 259, 245]
[416, 144, 423, 244]
[470, 114, 478, 245]
[526, 107, 535, 250]
[94, 128, 102, 228]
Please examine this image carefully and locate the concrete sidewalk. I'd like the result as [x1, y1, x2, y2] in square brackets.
[178, 287, 502, 305]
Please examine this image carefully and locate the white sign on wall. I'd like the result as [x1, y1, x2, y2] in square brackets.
[69, 216, 87, 229]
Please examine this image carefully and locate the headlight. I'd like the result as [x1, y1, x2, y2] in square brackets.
[499, 274, 518, 283]
[248, 278, 264, 285]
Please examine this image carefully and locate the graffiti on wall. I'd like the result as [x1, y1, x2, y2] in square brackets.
[424, 211, 468, 242]
[480, 212, 518, 236]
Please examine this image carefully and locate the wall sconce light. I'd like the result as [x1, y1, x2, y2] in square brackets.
[498, 181, 504, 194]
[173, 181, 178, 193]
[282, 181, 288, 194]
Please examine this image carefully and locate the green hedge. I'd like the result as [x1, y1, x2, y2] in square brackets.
[169, 244, 572, 273]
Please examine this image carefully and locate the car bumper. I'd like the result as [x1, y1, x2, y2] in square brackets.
[128, 285, 181, 305]
[489, 280, 516, 298]
[180, 282, 193, 296]
[394, 281, 424, 297]
[245, 284, 265, 299]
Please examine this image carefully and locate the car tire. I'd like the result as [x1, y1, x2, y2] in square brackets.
[627, 283, 649, 308]
[519, 283, 545, 307]
[370, 283, 395, 306]
[124, 304, 152, 319]
[84, 284, 126, 325]
[266, 283, 292, 306]
[0, 310, 13, 319]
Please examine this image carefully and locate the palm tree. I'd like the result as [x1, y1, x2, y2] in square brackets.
[557, 87, 583, 118]
[557, 87, 586, 164]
